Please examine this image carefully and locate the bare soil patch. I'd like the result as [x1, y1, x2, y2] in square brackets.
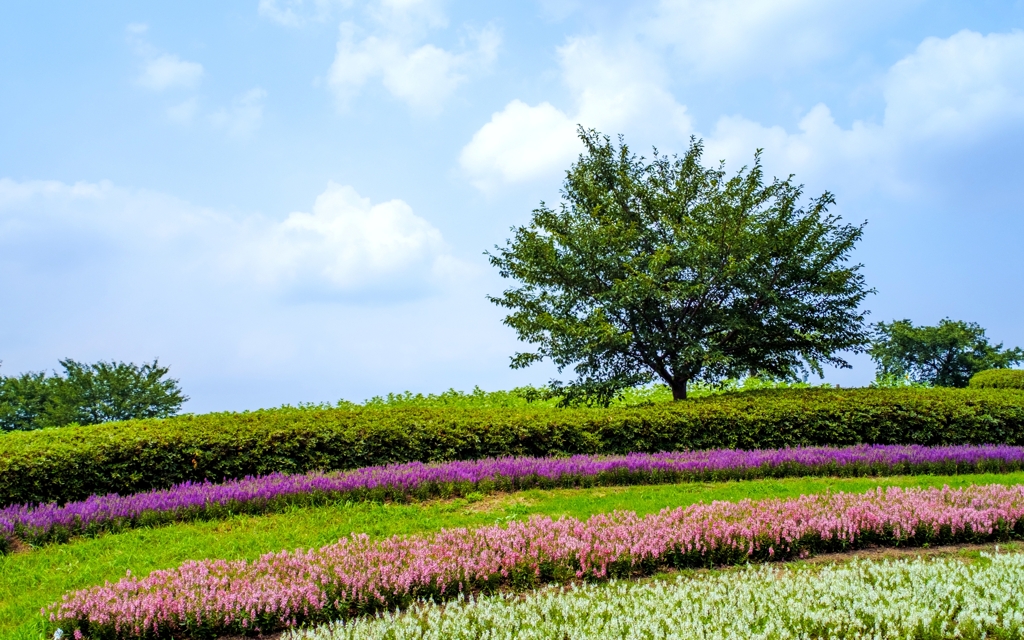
[802, 540, 1023, 564]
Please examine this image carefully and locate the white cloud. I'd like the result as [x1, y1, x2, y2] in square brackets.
[125, 25, 265, 138]
[378, 43, 465, 112]
[460, 100, 579, 190]
[0, 178, 111, 211]
[258, 0, 346, 26]
[327, 4, 499, 113]
[367, 0, 448, 34]
[259, 0, 443, 31]
[259, 0, 305, 26]
[645, 0, 916, 76]
[884, 29, 1024, 140]
[210, 88, 267, 138]
[138, 54, 204, 91]
[238, 182, 446, 289]
[0, 178, 455, 295]
[127, 24, 267, 139]
[704, 105, 895, 198]
[537, 0, 583, 22]
[561, 37, 691, 136]
[701, 30, 1024, 196]
[459, 36, 691, 190]
[461, 26, 1024, 196]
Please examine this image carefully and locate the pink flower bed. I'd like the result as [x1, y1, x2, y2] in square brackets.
[48, 484, 1024, 639]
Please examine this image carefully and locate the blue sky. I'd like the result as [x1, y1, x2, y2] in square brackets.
[2, 0, 1023, 412]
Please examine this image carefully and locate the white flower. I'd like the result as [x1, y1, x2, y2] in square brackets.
[288, 553, 1024, 639]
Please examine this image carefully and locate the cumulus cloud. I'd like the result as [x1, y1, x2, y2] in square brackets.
[210, 88, 268, 138]
[561, 37, 691, 135]
[126, 24, 215, 128]
[366, 0, 448, 34]
[701, 29, 1024, 196]
[704, 105, 893, 197]
[0, 178, 455, 296]
[137, 54, 204, 91]
[644, 0, 916, 77]
[459, 100, 580, 190]
[883, 29, 1024, 140]
[237, 182, 446, 290]
[327, 1, 499, 113]
[459, 36, 691, 190]
[258, 0, 345, 26]
[463, 25, 1024, 196]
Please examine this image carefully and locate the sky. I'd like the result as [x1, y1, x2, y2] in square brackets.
[1, 0, 1023, 412]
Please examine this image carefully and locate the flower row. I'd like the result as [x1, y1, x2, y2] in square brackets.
[47, 483, 1024, 639]
[291, 553, 1024, 640]
[5, 443, 1023, 551]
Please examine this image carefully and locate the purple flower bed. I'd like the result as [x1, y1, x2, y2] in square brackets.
[4, 444, 1024, 552]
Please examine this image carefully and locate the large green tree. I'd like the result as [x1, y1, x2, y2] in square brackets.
[488, 128, 872, 402]
[869, 319, 1023, 387]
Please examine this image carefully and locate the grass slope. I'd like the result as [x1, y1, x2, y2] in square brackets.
[5, 472, 1024, 640]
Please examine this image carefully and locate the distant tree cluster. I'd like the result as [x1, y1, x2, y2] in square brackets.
[869, 319, 1023, 388]
[0, 359, 187, 431]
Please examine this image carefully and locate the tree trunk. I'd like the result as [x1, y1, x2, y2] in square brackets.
[670, 378, 688, 401]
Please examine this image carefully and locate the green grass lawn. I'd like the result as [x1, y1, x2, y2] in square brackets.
[5, 471, 1024, 640]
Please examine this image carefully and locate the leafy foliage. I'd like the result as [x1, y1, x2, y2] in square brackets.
[488, 128, 872, 401]
[0, 359, 187, 431]
[868, 373, 932, 389]
[0, 371, 57, 433]
[2, 387, 1022, 507]
[869, 319, 1024, 388]
[970, 369, 1024, 390]
[326, 378, 828, 410]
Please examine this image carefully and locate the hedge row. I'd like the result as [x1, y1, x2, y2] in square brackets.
[970, 369, 1024, 390]
[2, 387, 1024, 507]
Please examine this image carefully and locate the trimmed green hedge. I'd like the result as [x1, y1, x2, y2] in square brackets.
[2, 387, 1024, 507]
[970, 369, 1024, 390]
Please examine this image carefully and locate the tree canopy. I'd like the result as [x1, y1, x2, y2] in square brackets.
[488, 128, 872, 402]
[869, 318, 1024, 387]
[0, 359, 187, 431]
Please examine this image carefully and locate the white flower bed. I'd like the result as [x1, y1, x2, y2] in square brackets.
[289, 552, 1024, 640]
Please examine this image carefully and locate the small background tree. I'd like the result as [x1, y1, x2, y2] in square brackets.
[0, 371, 55, 432]
[0, 359, 187, 431]
[488, 128, 873, 403]
[869, 319, 1023, 387]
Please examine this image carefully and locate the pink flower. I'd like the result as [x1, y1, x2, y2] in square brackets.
[46, 483, 1024, 640]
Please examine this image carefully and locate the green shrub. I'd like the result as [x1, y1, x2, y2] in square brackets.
[334, 378, 827, 410]
[1, 387, 1023, 507]
[969, 369, 1024, 390]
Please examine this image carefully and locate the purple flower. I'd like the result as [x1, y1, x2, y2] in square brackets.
[4, 444, 1024, 549]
